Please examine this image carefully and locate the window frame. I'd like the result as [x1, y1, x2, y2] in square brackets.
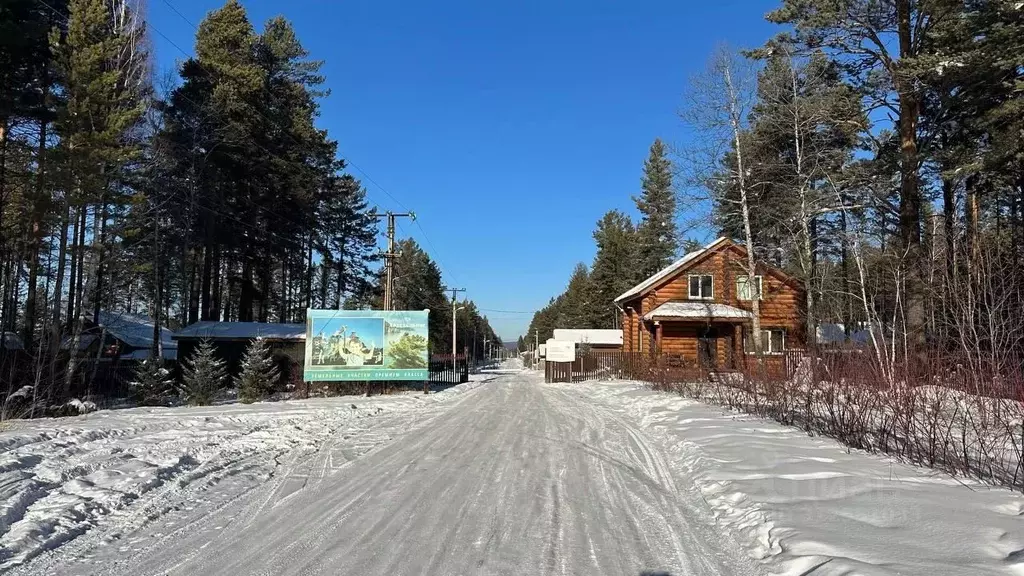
[688, 274, 714, 300]
[736, 275, 763, 301]
[744, 327, 786, 355]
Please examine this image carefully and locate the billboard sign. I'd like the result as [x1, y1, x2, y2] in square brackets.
[545, 339, 575, 362]
[304, 309, 429, 381]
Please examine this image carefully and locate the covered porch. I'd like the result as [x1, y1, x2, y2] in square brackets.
[643, 302, 752, 371]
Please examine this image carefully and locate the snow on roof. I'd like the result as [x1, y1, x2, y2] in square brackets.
[552, 329, 623, 346]
[644, 301, 753, 321]
[173, 321, 306, 341]
[120, 348, 178, 361]
[96, 311, 177, 351]
[816, 323, 871, 345]
[615, 237, 731, 304]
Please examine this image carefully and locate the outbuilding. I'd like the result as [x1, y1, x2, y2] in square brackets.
[173, 321, 305, 380]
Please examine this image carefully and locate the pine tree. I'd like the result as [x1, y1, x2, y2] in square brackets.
[633, 138, 678, 280]
[235, 336, 280, 403]
[179, 339, 227, 406]
[589, 210, 636, 327]
[557, 263, 597, 329]
[130, 359, 175, 406]
[318, 175, 379, 308]
[51, 0, 147, 390]
[386, 239, 449, 353]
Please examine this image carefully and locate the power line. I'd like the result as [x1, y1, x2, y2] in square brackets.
[43, 0, 461, 311]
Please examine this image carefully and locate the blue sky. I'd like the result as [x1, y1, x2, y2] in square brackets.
[149, 0, 781, 340]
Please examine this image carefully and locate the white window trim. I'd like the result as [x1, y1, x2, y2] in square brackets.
[745, 328, 786, 355]
[736, 275, 763, 301]
[688, 274, 714, 300]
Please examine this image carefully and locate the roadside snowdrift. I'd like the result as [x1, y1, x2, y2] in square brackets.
[565, 380, 1024, 576]
[0, 382, 483, 572]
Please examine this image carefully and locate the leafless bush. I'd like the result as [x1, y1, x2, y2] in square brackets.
[593, 344, 1023, 492]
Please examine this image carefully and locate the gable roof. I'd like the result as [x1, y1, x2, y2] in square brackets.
[96, 311, 177, 351]
[173, 321, 306, 341]
[614, 237, 732, 304]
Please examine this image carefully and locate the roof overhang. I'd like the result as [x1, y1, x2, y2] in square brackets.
[643, 301, 753, 322]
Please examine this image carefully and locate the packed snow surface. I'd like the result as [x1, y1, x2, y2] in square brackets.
[567, 379, 1024, 576]
[1, 370, 1022, 575]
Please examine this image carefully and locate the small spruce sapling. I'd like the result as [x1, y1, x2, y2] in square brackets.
[235, 336, 280, 403]
[131, 358, 175, 406]
[179, 339, 227, 405]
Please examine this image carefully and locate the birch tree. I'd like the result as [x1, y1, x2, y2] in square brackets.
[681, 46, 765, 354]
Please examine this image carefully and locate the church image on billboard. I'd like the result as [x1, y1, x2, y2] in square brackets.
[304, 310, 429, 381]
[309, 316, 385, 368]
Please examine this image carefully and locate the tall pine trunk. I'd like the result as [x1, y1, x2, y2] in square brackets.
[65, 205, 82, 324]
[23, 114, 48, 350]
[91, 194, 110, 324]
[239, 252, 253, 322]
[49, 199, 71, 398]
[211, 244, 222, 321]
[896, 0, 924, 344]
[305, 240, 314, 311]
[187, 247, 199, 324]
[201, 237, 213, 321]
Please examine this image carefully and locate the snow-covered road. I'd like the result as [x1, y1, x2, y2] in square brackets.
[5, 371, 759, 576]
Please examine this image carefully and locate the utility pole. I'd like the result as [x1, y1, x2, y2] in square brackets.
[375, 211, 415, 311]
[534, 329, 539, 369]
[446, 287, 466, 375]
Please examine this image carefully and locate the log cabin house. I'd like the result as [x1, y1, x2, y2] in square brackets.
[615, 237, 805, 372]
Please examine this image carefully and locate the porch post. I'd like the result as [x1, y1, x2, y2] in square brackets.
[733, 324, 745, 370]
[655, 321, 663, 358]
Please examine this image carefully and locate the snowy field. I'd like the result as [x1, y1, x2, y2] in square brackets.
[1, 369, 1022, 575]
[567, 379, 1024, 576]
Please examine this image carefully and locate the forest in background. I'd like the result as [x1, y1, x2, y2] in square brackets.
[528, 0, 1024, 374]
[0, 0, 500, 402]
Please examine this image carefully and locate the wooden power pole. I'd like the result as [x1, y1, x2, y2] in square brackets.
[376, 211, 415, 310]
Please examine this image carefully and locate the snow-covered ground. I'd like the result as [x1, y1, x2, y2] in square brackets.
[2, 369, 1021, 575]
[0, 380, 491, 574]
[565, 379, 1024, 576]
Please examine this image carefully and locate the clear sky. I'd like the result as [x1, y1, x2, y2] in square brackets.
[148, 0, 781, 341]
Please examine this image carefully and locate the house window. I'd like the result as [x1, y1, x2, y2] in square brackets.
[688, 275, 713, 300]
[736, 275, 763, 300]
[744, 328, 786, 354]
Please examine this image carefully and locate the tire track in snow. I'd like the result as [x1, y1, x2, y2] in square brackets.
[9, 373, 763, 576]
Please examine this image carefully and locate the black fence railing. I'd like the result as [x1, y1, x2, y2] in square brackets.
[429, 354, 470, 385]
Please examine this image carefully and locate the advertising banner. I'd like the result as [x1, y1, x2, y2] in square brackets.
[304, 309, 429, 381]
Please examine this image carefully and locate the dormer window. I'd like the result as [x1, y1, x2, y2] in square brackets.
[688, 275, 713, 300]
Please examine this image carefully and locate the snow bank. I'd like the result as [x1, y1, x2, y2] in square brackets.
[565, 380, 1024, 576]
[0, 381, 483, 572]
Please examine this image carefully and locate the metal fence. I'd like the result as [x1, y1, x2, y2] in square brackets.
[429, 354, 470, 385]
